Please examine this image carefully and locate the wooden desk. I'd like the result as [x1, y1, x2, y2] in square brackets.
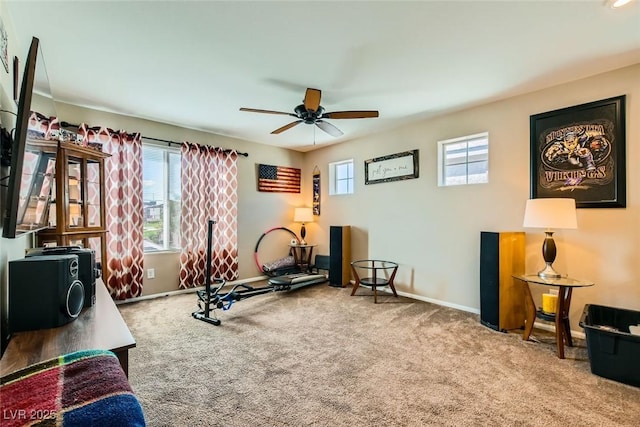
[514, 275, 594, 359]
[0, 279, 135, 377]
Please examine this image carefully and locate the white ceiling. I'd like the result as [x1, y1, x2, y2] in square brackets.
[6, 1, 640, 152]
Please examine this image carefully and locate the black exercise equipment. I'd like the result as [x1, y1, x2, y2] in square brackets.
[192, 220, 327, 326]
[254, 226, 300, 276]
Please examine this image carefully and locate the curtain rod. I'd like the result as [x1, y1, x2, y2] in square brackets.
[60, 121, 248, 157]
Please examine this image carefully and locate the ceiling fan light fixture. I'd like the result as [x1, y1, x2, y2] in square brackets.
[605, 0, 634, 8]
[240, 87, 379, 138]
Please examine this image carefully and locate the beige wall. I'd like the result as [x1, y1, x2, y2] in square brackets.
[0, 0, 305, 312]
[1, 96, 307, 299]
[304, 64, 640, 331]
[53, 102, 306, 296]
[1, 0, 638, 337]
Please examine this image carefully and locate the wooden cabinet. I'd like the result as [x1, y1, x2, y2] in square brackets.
[480, 231, 525, 332]
[36, 140, 110, 279]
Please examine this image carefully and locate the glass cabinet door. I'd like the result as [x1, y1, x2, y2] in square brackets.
[67, 160, 84, 229]
[86, 160, 102, 228]
[48, 175, 57, 227]
[16, 150, 55, 232]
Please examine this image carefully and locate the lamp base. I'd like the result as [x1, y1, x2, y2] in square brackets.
[537, 263, 562, 279]
[299, 224, 307, 245]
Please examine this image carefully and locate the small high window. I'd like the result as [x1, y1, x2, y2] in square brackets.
[329, 159, 354, 195]
[437, 132, 489, 186]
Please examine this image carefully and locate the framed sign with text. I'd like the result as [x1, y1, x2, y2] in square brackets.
[530, 95, 626, 208]
[365, 149, 419, 185]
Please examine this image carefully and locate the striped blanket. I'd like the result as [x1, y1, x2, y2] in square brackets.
[0, 349, 145, 427]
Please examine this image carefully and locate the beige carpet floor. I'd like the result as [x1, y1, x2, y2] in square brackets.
[118, 283, 640, 426]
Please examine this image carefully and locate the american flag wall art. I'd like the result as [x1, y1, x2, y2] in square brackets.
[257, 164, 301, 193]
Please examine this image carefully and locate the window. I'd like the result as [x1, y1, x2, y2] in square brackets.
[329, 159, 354, 195]
[142, 145, 181, 252]
[437, 132, 489, 186]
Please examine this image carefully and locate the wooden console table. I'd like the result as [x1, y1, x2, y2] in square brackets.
[0, 279, 135, 377]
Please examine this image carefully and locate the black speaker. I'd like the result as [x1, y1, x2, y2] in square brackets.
[8, 254, 85, 333]
[480, 232, 500, 330]
[480, 231, 525, 332]
[26, 246, 96, 308]
[329, 226, 351, 287]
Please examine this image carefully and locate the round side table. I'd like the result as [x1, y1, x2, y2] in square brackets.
[350, 260, 399, 304]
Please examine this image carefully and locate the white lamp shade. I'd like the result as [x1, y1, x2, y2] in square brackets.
[293, 207, 314, 223]
[523, 198, 577, 229]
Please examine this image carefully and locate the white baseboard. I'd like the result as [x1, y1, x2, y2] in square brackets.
[374, 284, 586, 340]
[114, 276, 268, 305]
[120, 278, 587, 340]
[368, 282, 479, 314]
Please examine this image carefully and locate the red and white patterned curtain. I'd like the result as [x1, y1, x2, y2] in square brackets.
[78, 125, 144, 299]
[179, 142, 238, 289]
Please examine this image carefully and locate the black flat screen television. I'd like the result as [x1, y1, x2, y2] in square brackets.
[2, 36, 43, 239]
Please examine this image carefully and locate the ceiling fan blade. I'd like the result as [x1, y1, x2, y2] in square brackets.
[271, 120, 303, 134]
[240, 107, 295, 117]
[316, 120, 344, 137]
[323, 110, 379, 119]
[304, 88, 321, 112]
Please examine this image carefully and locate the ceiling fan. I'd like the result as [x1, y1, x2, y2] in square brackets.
[240, 88, 379, 137]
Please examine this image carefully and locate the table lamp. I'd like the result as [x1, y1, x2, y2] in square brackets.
[293, 207, 313, 245]
[523, 198, 577, 279]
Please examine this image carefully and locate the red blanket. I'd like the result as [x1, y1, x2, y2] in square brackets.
[1, 349, 145, 426]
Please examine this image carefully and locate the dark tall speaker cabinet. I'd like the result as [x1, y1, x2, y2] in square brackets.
[480, 231, 525, 332]
[329, 226, 351, 287]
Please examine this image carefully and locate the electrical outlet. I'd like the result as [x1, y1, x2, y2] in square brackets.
[147, 268, 155, 279]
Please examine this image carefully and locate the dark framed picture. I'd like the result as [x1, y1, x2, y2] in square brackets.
[365, 149, 419, 185]
[312, 166, 320, 215]
[530, 95, 626, 208]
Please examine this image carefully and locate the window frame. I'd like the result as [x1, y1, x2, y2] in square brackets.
[142, 143, 181, 253]
[437, 132, 489, 187]
[328, 158, 355, 195]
